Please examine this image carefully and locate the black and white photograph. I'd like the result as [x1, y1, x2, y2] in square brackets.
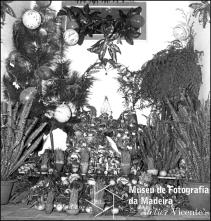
[1, 0, 210, 220]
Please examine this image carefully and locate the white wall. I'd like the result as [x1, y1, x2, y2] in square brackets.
[2, 1, 209, 122]
[65, 1, 191, 121]
[1, 1, 31, 101]
[189, 1, 210, 102]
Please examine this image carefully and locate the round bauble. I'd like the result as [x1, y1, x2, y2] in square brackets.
[85, 206, 92, 213]
[7, 50, 32, 74]
[67, 19, 79, 30]
[39, 28, 48, 40]
[129, 14, 145, 29]
[20, 87, 37, 104]
[131, 179, 137, 185]
[22, 10, 42, 30]
[36, 1, 51, 8]
[109, 179, 116, 186]
[75, 130, 83, 137]
[63, 29, 79, 46]
[35, 203, 45, 211]
[55, 203, 63, 212]
[35, 66, 53, 80]
[173, 24, 190, 41]
[159, 170, 167, 177]
[87, 179, 96, 186]
[112, 207, 119, 215]
[54, 104, 72, 123]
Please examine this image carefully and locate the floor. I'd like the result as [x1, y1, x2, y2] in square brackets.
[1, 204, 210, 220]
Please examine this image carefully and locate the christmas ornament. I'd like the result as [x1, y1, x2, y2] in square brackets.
[7, 51, 32, 74]
[67, 19, 79, 30]
[109, 179, 116, 186]
[63, 29, 79, 46]
[112, 207, 119, 215]
[85, 206, 92, 213]
[19, 87, 37, 103]
[173, 23, 190, 41]
[54, 104, 72, 123]
[55, 203, 63, 212]
[35, 203, 45, 211]
[159, 170, 167, 177]
[22, 10, 42, 30]
[36, 1, 51, 8]
[39, 28, 48, 40]
[35, 66, 53, 80]
[23, 41, 39, 55]
[129, 14, 145, 29]
[132, 179, 137, 185]
[87, 178, 96, 186]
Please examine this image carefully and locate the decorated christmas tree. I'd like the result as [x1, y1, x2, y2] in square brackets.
[3, 2, 94, 132]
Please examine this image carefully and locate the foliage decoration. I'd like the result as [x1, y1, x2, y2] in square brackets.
[58, 4, 143, 62]
[167, 93, 210, 182]
[1, 1, 16, 27]
[189, 0, 210, 28]
[3, 5, 95, 123]
[1, 99, 47, 181]
[137, 113, 182, 172]
[138, 37, 203, 109]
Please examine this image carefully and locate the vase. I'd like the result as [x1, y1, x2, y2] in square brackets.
[1, 180, 16, 205]
[80, 162, 89, 175]
[121, 163, 131, 175]
[184, 182, 210, 211]
[66, 188, 80, 215]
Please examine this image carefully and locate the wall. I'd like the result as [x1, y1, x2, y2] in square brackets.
[1, 1, 31, 100]
[189, 1, 210, 102]
[1, 1, 209, 122]
[65, 1, 191, 121]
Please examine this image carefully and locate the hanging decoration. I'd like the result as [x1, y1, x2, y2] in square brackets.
[19, 87, 37, 103]
[54, 103, 72, 123]
[35, 66, 53, 80]
[129, 14, 145, 29]
[67, 18, 79, 30]
[22, 10, 42, 30]
[63, 29, 79, 46]
[57, 4, 143, 46]
[36, 1, 52, 9]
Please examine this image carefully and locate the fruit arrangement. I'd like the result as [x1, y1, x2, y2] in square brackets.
[167, 167, 186, 178]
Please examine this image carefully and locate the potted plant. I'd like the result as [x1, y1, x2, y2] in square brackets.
[167, 94, 210, 211]
[1, 99, 47, 204]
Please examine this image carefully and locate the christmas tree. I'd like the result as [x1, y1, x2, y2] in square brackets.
[3, 2, 94, 133]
